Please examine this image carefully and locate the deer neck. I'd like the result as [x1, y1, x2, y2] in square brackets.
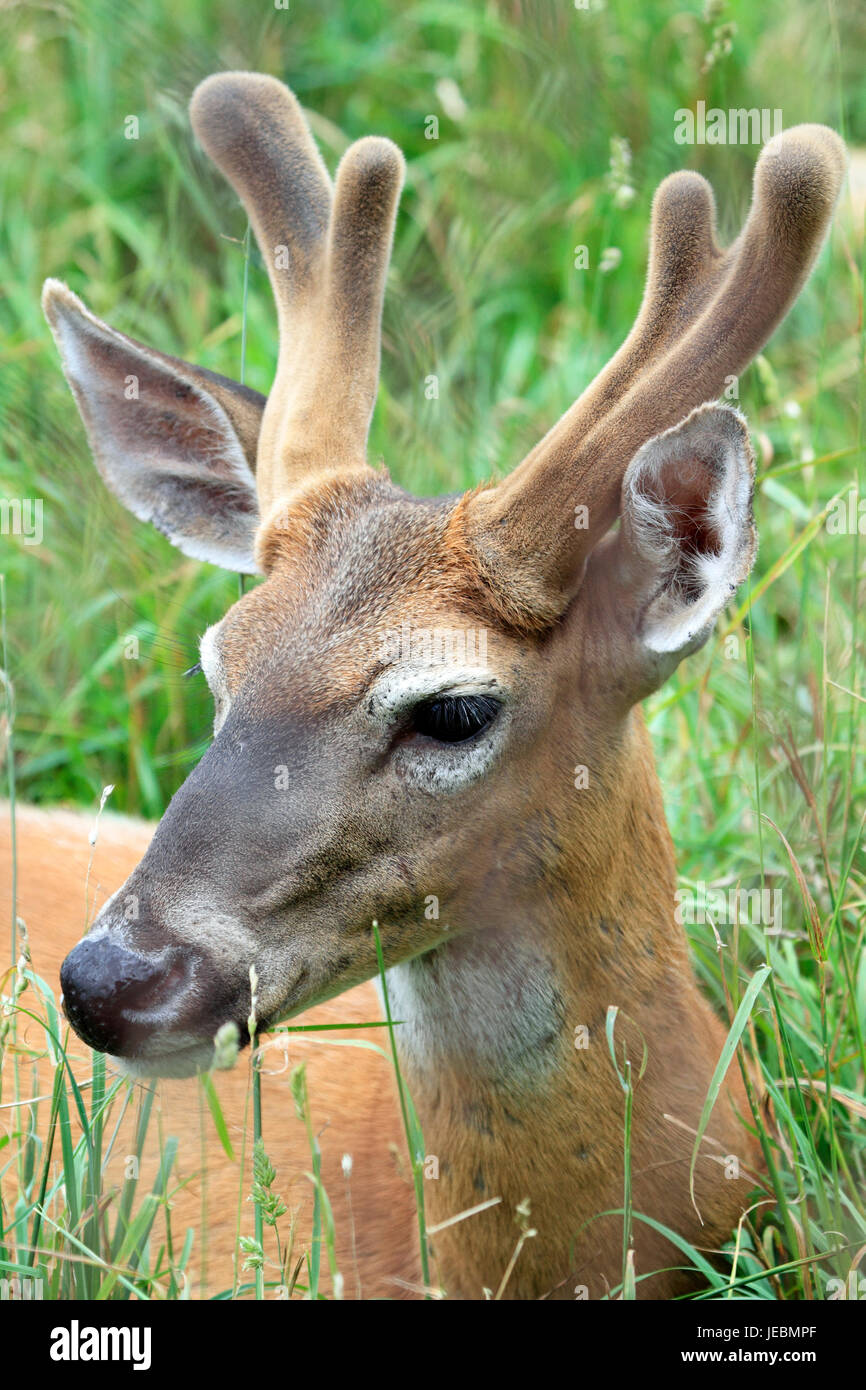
[383, 710, 747, 1298]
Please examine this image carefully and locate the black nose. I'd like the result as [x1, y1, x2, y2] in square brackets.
[60, 936, 187, 1055]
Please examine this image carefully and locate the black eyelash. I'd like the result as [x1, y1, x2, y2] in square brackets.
[410, 694, 500, 744]
[183, 662, 202, 679]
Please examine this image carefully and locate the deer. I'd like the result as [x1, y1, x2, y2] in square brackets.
[10, 71, 846, 1299]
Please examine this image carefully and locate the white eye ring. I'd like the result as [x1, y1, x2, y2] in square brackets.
[391, 714, 508, 793]
[199, 624, 231, 734]
[212, 694, 229, 736]
[364, 663, 510, 793]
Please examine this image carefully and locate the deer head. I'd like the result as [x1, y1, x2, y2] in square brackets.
[44, 73, 845, 1078]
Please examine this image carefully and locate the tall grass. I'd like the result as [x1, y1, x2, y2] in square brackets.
[1, 0, 864, 1298]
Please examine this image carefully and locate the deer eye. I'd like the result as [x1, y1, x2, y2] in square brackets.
[410, 694, 500, 744]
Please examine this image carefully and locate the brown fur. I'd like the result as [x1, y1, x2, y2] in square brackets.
[1, 476, 763, 1297]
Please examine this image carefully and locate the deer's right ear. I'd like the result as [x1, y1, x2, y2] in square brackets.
[591, 402, 757, 694]
[42, 279, 265, 573]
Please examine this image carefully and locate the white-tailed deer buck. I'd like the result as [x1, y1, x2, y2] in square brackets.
[18, 72, 847, 1298]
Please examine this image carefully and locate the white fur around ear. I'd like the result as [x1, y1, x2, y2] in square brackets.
[620, 402, 757, 656]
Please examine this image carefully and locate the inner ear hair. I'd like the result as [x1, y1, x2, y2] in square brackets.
[620, 403, 757, 657]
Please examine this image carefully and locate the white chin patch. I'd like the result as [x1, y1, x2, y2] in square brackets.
[113, 1040, 219, 1081]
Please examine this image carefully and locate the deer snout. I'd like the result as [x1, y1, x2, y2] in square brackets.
[60, 936, 190, 1056]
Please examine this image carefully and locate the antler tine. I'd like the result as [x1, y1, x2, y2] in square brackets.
[190, 73, 332, 326]
[262, 134, 404, 507]
[190, 73, 404, 514]
[319, 138, 405, 461]
[554, 171, 725, 439]
[468, 124, 846, 616]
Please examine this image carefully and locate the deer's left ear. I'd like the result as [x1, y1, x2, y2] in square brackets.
[599, 403, 756, 681]
[43, 279, 266, 573]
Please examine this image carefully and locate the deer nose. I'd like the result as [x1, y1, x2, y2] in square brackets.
[60, 937, 187, 1055]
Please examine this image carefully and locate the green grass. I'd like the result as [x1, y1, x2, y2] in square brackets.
[1, 0, 865, 1299]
